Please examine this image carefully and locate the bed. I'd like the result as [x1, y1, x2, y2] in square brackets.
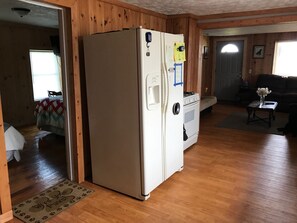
[34, 95, 65, 136]
[4, 123, 25, 162]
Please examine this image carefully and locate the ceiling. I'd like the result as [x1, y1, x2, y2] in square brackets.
[1, 0, 297, 36]
[120, 0, 297, 36]
[0, 0, 59, 28]
[120, 0, 297, 16]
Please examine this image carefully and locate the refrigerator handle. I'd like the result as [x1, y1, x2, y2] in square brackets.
[162, 36, 169, 110]
[164, 65, 169, 109]
[162, 61, 168, 110]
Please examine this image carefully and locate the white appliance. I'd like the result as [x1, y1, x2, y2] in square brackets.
[183, 92, 200, 150]
[83, 28, 185, 200]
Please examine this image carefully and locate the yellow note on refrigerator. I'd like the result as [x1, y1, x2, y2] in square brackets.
[174, 42, 186, 62]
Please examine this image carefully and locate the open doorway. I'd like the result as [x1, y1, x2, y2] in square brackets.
[214, 40, 244, 102]
[0, 0, 74, 205]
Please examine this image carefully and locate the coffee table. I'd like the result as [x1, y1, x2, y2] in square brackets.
[246, 101, 278, 127]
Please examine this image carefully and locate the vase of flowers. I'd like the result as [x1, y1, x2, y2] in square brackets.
[256, 87, 271, 105]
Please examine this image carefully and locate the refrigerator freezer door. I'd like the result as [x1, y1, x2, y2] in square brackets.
[138, 29, 163, 195]
[162, 33, 184, 180]
[84, 30, 146, 200]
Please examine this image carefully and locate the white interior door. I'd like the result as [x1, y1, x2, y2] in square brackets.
[215, 40, 244, 102]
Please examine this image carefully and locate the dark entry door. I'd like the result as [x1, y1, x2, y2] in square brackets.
[215, 40, 244, 102]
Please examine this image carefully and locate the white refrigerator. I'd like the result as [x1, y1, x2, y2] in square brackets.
[83, 28, 185, 200]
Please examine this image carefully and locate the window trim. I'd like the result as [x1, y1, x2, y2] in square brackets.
[273, 40, 297, 77]
[29, 49, 62, 101]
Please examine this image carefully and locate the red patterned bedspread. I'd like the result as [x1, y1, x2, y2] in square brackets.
[34, 96, 65, 135]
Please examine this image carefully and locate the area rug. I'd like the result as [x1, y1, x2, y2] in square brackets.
[216, 111, 289, 135]
[13, 180, 93, 223]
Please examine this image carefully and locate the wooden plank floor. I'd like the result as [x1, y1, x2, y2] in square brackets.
[10, 104, 297, 223]
[8, 126, 67, 205]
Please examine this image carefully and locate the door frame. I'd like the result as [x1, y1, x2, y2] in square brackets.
[211, 36, 248, 96]
[20, 0, 84, 182]
[16, 0, 77, 181]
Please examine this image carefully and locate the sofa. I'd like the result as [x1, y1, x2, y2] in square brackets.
[250, 74, 297, 112]
[200, 96, 217, 112]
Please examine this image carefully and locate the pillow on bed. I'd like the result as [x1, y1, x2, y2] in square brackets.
[4, 123, 25, 162]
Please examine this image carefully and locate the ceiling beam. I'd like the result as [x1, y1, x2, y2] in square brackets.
[197, 6, 297, 20]
[198, 14, 297, 29]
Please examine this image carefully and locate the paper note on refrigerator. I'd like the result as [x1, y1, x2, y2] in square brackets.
[174, 42, 186, 62]
[174, 63, 183, 86]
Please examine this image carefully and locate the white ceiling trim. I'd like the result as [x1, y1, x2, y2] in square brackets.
[203, 22, 297, 36]
[197, 11, 297, 24]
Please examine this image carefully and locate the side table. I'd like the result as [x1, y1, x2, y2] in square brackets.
[246, 101, 278, 127]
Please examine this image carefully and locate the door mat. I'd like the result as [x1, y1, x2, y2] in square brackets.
[13, 179, 93, 223]
[216, 112, 288, 135]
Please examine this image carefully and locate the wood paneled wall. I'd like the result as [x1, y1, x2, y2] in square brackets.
[247, 32, 297, 85]
[78, 0, 167, 36]
[0, 21, 59, 127]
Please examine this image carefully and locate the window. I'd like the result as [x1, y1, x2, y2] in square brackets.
[273, 41, 297, 77]
[29, 50, 62, 101]
[221, 44, 239, 53]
